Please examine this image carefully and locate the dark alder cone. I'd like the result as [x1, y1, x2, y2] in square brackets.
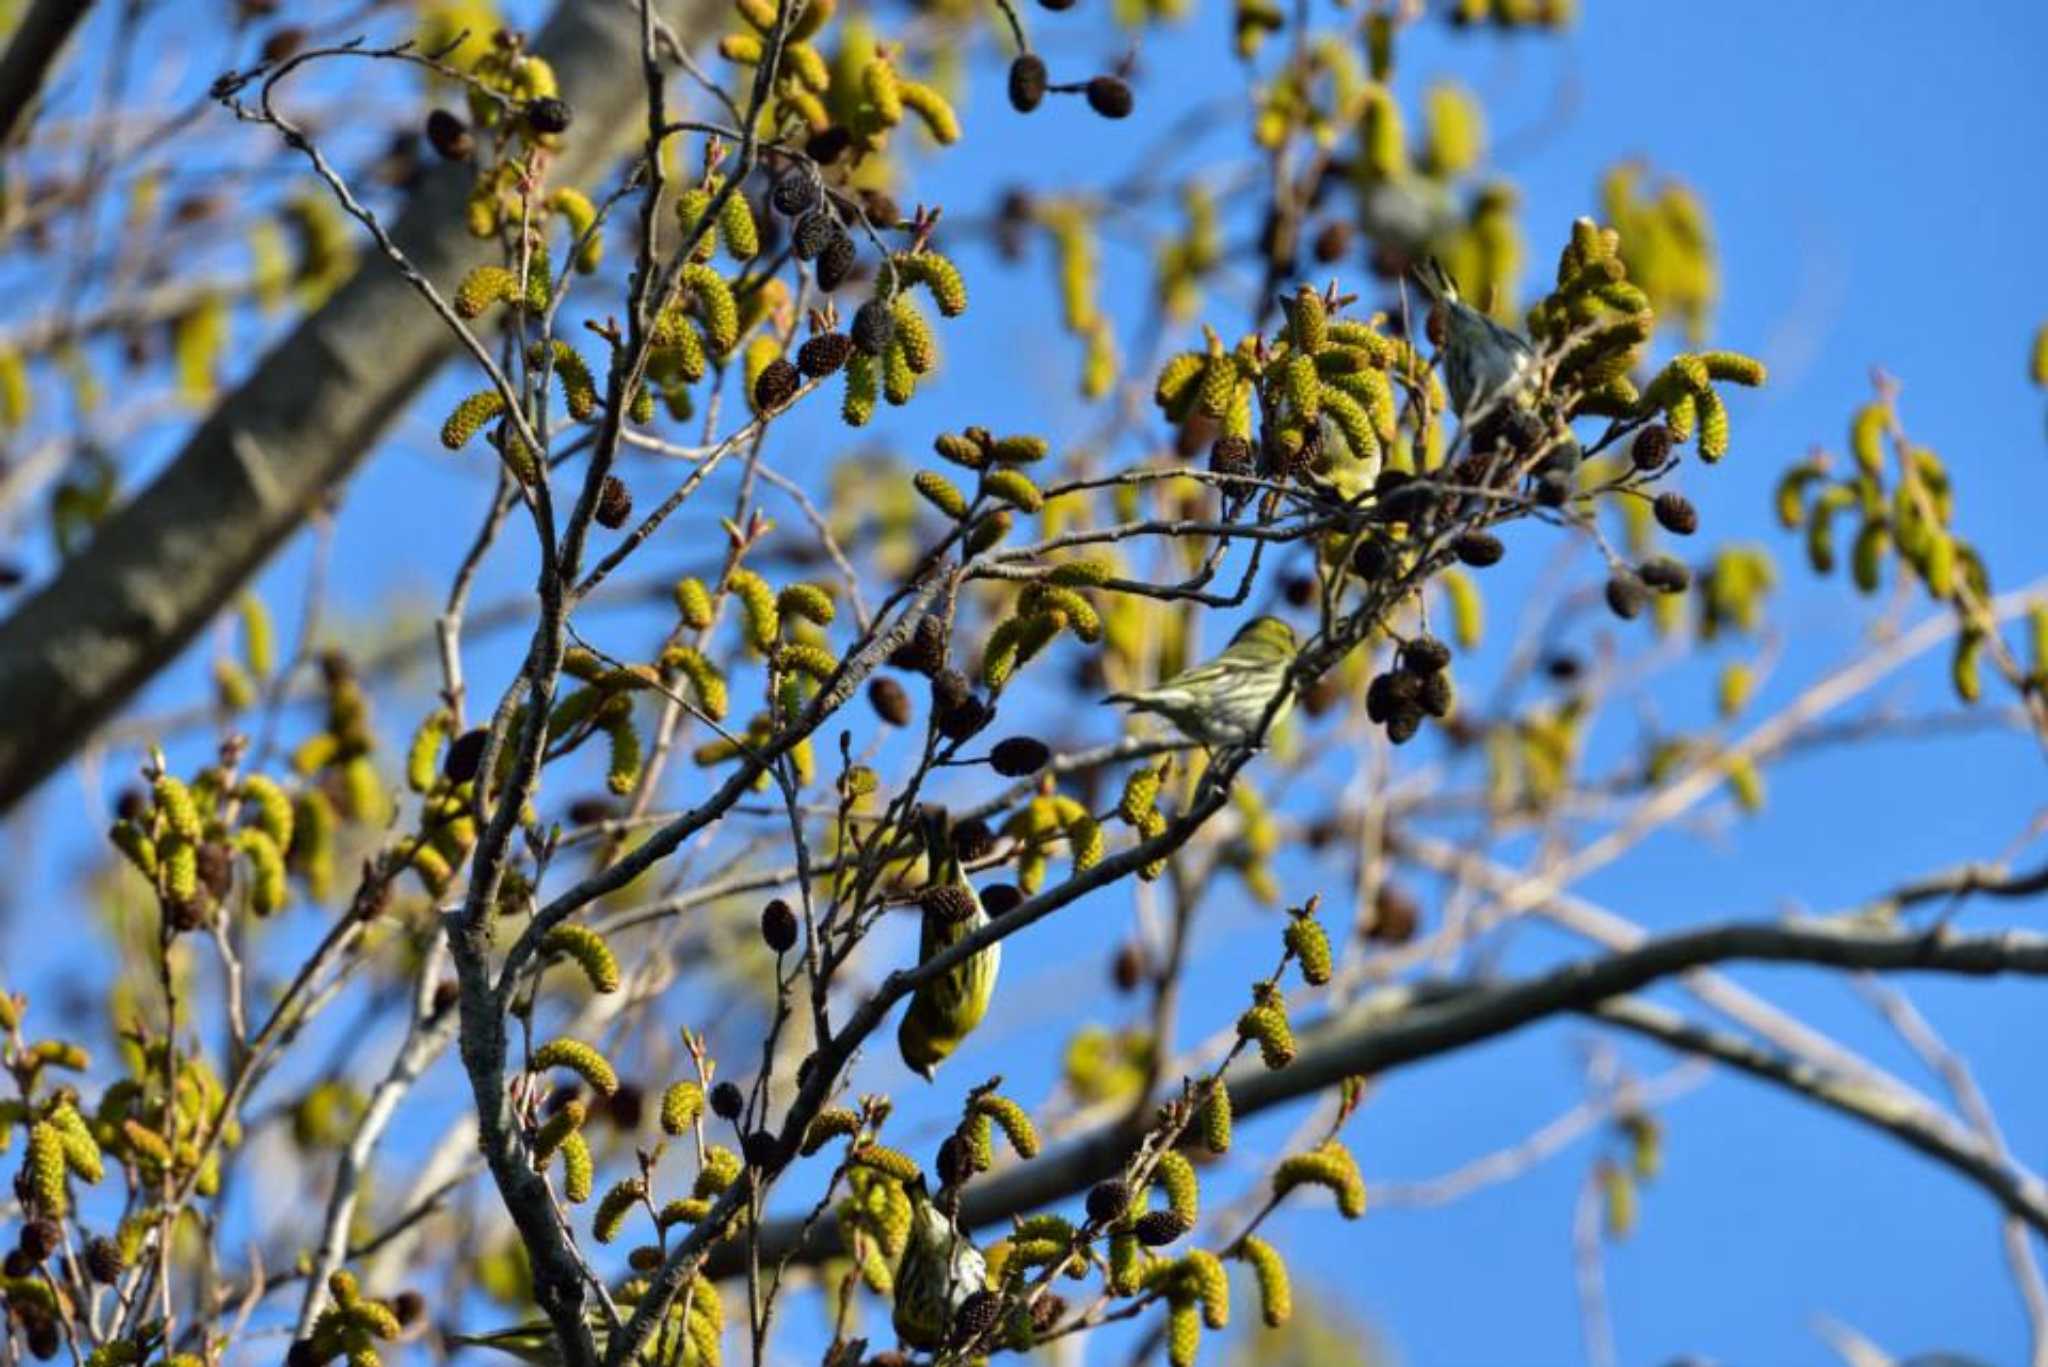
[771, 174, 817, 216]
[1653, 491, 1700, 536]
[444, 727, 488, 783]
[260, 26, 307, 63]
[1351, 536, 1393, 579]
[166, 895, 206, 933]
[1086, 1178, 1131, 1225]
[198, 842, 235, 900]
[792, 211, 836, 261]
[426, 108, 473, 160]
[1371, 883, 1421, 943]
[1031, 1295, 1068, 1332]
[607, 1083, 645, 1131]
[18, 1218, 59, 1263]
[1312, 219, 1354, 264]
[1638, 555, 1692, 593]
[798, 331, 853, 378]
[1605, 571, 1648, 620]
[852, 298, 896, 356]
[710, 1081, 745, 1121]
[742, 1128, 781, 1169]
[594, 475, 633, 529]
[117, 787, 148, 821]
[1385, 705, 1424, 744]
[566, 796, 617, 824]
[432, 979, 460, 1015]
[524, 96, 574, 135]
[1111, 941, 1144, 992]
[981, 883, 1024, 917]
[27, 1320, 60, 1362]
[953, 1289, 1002, 1346]
[1364, 671, 1392, 724]
[84, 1236, 125, 1284]
[1503, 407, 1548, 455]
[629, 1245, 664, 1273]
[920, 883, 978, 923]
[1632, 423, 1674, 471]
[1382, 670, 1424, 711]
[393, 1291, 427, 1327]
[951, 816, 996, 863]
[1419, 670, 1453, 719]
[1402, 635, 1451, 674]
[753, 357, 801, 412]
[931, 668, 973, 713]
[741, 1131, 778, 1172]
[1282, 573, 1316, 608]
[891, 616, 949, 674]
[1008, 54, 1049, 113]
[990, 736, 1051, 776]
[1534, 470, 1572, 507]
[1040, 0, 1076, 9]
[1453, 530, 1505, 567]
[761, 898, 799, 953]
[1085, 75, 1135, 119]
[937, 1133, 974, 1187]
[804, 124, 853, 165]
[1543, 653, 1582, 682]
[3, 1248, 28, 1276]
[868, 675, 913, 725]
[1134, 1209, 1188, 1247]
[1209, 434, 1254, 480]
[938, 696, 992, 742]
[816, 231, 858, 291]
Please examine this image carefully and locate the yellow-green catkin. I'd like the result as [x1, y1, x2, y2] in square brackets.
[661, 1080, 704, 1135]
[530, 1037, 618, 1096]
[1239, 1235, 1292, 1327]
[726, 568, 779, 651]
[971, 1093, 1041, 1159]
[1273, 1140, 1366, 1218]
[1197, 1082, 1232, 1155]
[1283, 910, 1332, 985]
[594, 1177, 648, 1243]
[1155, 1149, 1199, 1227]
[674, 576, 714, 629]
[236, 828, 288, 915]
[541, 924, 622, 993]
[561, 1130, 594, 1202]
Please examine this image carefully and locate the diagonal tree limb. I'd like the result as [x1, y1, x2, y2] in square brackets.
[0, 0, 720, 814]
[707, 920, 2048, 1276]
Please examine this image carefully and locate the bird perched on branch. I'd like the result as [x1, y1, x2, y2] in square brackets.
[1414, 256, 1538, 421]
[897, 806, 1001, 1081]
[892, 1174, 989, 1350]
[1103, 614, 1298, 749]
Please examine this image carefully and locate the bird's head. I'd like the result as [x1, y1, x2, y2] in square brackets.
[1413, 255, 1460, 305]
[1230, 615, 1299, 659]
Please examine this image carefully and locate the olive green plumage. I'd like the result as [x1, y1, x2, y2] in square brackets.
[891, 1176, 988, 1350]
[897, 808, 1002, 1081]
[1102, 615, 1298, 748]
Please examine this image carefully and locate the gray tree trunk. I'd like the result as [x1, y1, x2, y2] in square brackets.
[0, 0, 711, 812]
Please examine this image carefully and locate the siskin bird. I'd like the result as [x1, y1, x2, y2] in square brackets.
[1414, 256, 1538, 422]
[896, 807, 1001, 1081]
[891, 1175, 988, 1351]
[1103, 615, 1298, 749]
[449, 1296, 716, 1366]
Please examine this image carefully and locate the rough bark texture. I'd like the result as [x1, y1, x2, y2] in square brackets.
[0, 0, 709, 812]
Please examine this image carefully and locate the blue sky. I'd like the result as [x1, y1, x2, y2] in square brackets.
[5, 2, 2047, 1364]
